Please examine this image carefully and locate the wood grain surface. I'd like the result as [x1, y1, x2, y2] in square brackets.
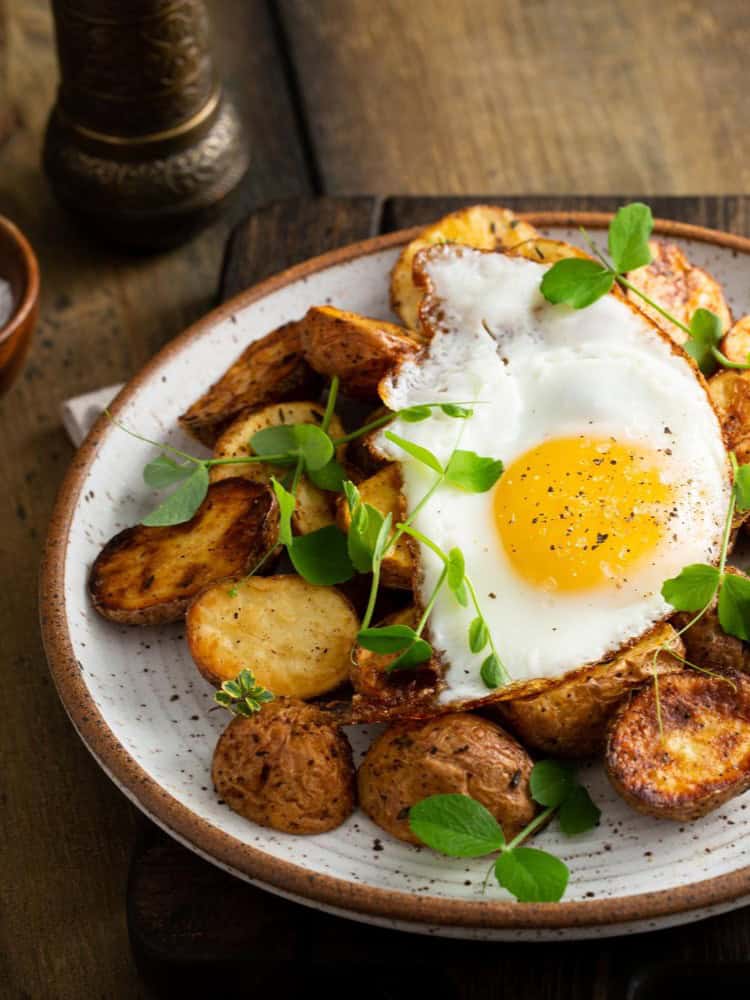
[2, 0, 750, 997]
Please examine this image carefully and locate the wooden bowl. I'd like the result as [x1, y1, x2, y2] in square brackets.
[0, 215, 39, 393]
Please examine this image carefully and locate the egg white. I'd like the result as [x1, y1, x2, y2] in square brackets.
[379, 247, 730, 705]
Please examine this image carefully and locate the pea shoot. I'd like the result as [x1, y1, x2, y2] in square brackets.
[214, 668, 274, 717]
[408, 761, 600, 903]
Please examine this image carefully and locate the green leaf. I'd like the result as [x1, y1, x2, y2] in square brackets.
[250, 424, 298, 461]
[441, 403, 473, 419]
[718, 571, 750, 641]
[385, 430, 444, 474]
[558, 785, 601, 836]
[445, 450, 504, 493]
[530, 760, 575, 808]
[307, 458, 346, 491]
[357, 623, 418, 653]
[387, 637, 433, 672]
[684, 308, 723, 376]
[661, 563, 720, 612]
[401, 404, 432, 423]
[608, 202, 654, 273]
[480, 653, 503, 689]
[446, 547, 467, 606]
[141, 464, 209, 526]
[372, 512, 393, 562]
[409, 794, 505, 857]
[348, 502, 385, 573]
[143, 454, 196, 489]
[270, 477, 295, 547]
[735, 463, 750, 512]
[288, 525, 355, 585]
[468, 616, 488, 653]
[292, 424, 335, 471]
[540, 258, 615, 309]
[495, 848, 569, 903]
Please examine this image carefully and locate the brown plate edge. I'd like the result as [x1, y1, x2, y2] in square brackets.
[40, 213, 750, 933]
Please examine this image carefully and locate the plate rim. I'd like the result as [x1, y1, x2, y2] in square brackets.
[40, 211, 750, 932]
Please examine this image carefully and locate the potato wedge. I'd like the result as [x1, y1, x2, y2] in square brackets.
[390, 205, 538, 330]
[358, 713, 536, 846]
[708, 369, 750, 465]
[187, 574, 359, 698]
[300, 306, 423, 398]
[179, 321, 319, 446]
[625, 241, 732, 346]
[494, 623, 684, 758]
[344, 405, 391, 476]
[720, 315, 750, 367]
[210, 401, 345, 535]
[213, 700, 356, 834]
[335, 463, 415, 588]
[606, 670, 750, 820]
[89, 480, 279, 625]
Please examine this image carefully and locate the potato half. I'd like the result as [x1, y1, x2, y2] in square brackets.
[390, 205, 538, 331]
[720, 315, 750, 367]
[179, 321, 318, 446]
[187, 574, 359, 699]
[606, 670, 750, 820]
[210, 401, 345, 535]
[89, 479, 279, 626]
[300, 306, 422, 398]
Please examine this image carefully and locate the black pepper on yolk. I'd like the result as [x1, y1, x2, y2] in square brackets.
[493, 436, 674, 592]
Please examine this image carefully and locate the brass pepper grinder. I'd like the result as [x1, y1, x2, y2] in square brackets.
[43, 0, 249, 249]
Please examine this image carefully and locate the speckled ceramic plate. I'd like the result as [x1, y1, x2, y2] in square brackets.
[41, 215, 750, 940]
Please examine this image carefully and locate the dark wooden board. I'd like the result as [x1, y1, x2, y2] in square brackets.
[129, 194, 750, 999]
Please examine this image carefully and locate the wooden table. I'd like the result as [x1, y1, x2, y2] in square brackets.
[2, 2, 750, 996]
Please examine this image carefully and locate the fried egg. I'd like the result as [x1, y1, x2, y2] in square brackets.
[379, 246, 730, 706]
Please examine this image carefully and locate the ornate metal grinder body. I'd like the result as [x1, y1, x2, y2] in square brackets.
[44, 0, 249, 248]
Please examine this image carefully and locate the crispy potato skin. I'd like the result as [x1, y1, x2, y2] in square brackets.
[210, 401, 345, 535]
[625, 240, 732, 346]
[708, 369, 750, 464]
[358, 713, 536, 846]
[344, 405, 391, 477]
[89, 479, 279, 625]
[300, 306, 422, 398]
[720, 315, 750, 367]
[606, 670, 750, 820]
[213, 699, 356, 834]
[179, 322, 319, 446]
[336, 463, 415, 589]
[187, 574, 360, 698]
[508, 237, 590, 265]
[390, 205, 538, 330]
[495, 623, 684, 758]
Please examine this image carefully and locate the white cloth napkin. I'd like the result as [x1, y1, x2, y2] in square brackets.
[60, 384, 124, 447]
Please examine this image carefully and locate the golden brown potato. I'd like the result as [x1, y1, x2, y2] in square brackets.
[508, 238, 589, 265]
[210, 401, 346, 535]
[187, 574, 359, 698]
[495, 623, 684, 758]
[344, 406, 392, 476]
[89, 479, 278, 626]
[606, 670, 750, 820]
[390, 205, 538, 330]
[213, 699, 356, 834]
[300, 306, 423, 398]
[708, 369, 750, 465]
[720, 315, 750, 367]
[625, 240, 732, 346]
[358, 713, 536, 847]
[179, 321, 319, 446]
[336, 463, 414, 589]
[672, 568, 750, 676]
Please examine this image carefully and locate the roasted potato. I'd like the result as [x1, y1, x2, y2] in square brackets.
[625, 241, 732, 346]
[508, 237, 589, 265]
[672, 568, 750, 676]
[179, 321, 319, 446]
[708, 369, 750, 465]
[606, 670, 750, 820]
[390, 205, 538, 331]
[494, 623, 684, 758]
[300, 306, 422, 398]
[213, 699, 356, 834]
[210, 401, 345, 535]
[344, 406, 392, 476]
[187, 574, 359, 698]
[720, 315, 750, 367]
[89, 479, 278, 625]
[358, 713, 536, 847]
[351, 606, 442, 721]
[336, 463, 414, 589]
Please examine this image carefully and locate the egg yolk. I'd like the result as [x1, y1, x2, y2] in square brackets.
[493, 436, 674, 592]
